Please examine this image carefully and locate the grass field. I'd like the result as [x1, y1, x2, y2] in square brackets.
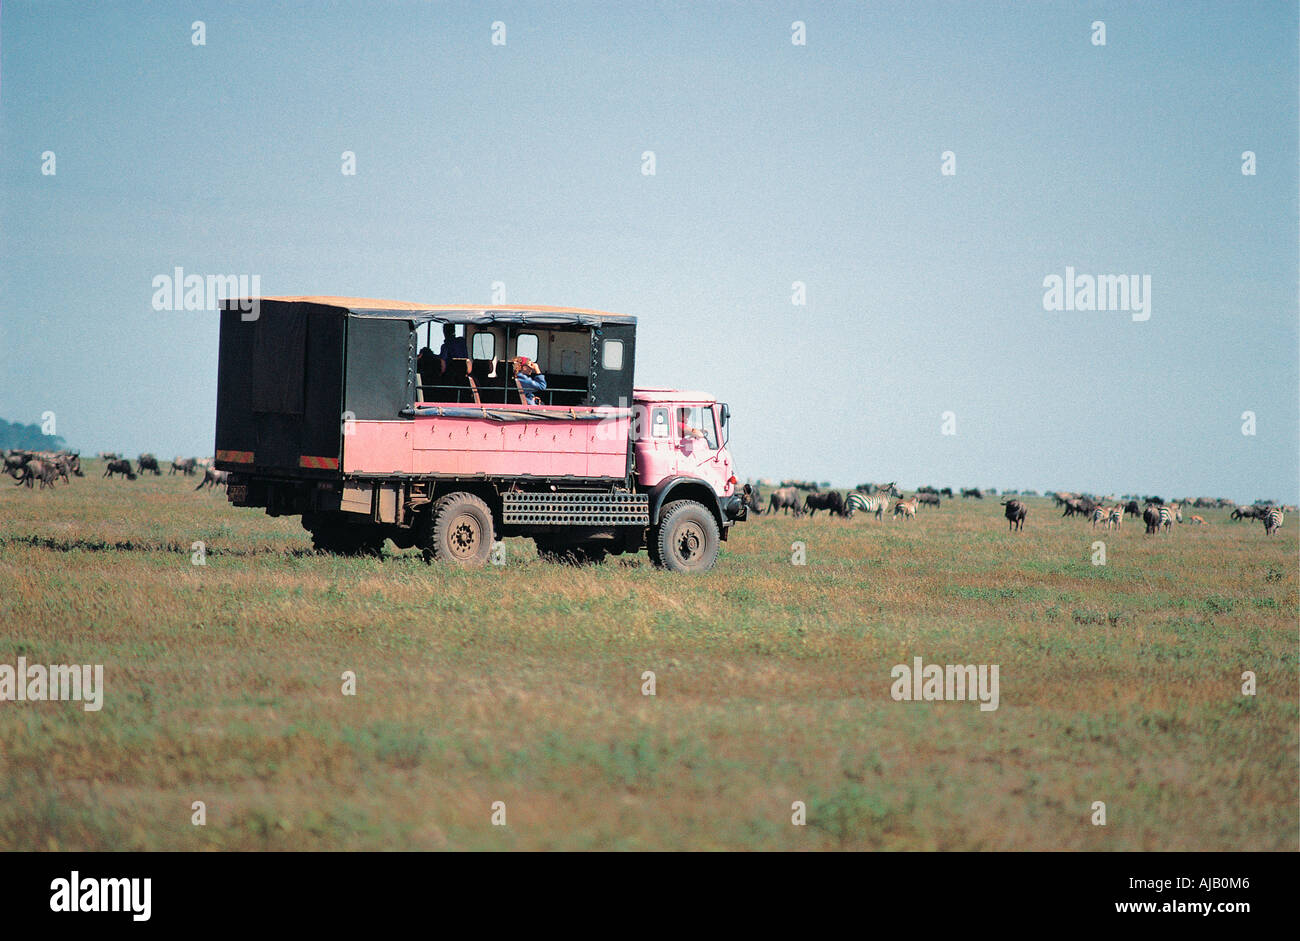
[0, 464, 1295, 851]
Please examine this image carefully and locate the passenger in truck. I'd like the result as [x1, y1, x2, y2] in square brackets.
[512, 356, 547, 405]
[416, 347, 438, 395]
[678, 408, 705, 440]
[438, 324, 468, 372]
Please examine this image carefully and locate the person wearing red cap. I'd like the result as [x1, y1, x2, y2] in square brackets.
[511, 356, 547, 405]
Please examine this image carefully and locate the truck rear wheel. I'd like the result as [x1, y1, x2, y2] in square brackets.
[422, 492, 494, 566]
[651, 500, 720, 573]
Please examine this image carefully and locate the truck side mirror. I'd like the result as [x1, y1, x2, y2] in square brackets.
[720, 403, 730, 427]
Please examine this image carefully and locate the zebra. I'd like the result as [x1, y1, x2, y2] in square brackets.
[1158, 503, 1182, 532]
[846, 482, 898, 520]
[893, 497, 918, 520]
[1262, 507, 1284, 535]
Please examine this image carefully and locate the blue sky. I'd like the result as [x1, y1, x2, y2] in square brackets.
[2, 1, 1296, 501]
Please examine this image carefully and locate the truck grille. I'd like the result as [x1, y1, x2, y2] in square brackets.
[502, 492, 650, 526]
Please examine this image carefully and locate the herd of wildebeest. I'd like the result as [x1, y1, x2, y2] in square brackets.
[3, 449, 228, 491]
[3, 449, 1290, 537]
[742, 480, 1291, 536]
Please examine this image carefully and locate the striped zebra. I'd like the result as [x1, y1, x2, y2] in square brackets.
[846, 482, 898, 520]
[1158, 502, 1182, 532]
[1262, 507, 1284, 535]
[893, 497, 918, 520]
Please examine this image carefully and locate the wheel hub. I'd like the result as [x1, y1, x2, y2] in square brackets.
[676, 522, 704, 559]
[449, 515, 480, 557]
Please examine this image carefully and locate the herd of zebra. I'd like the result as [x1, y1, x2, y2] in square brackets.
[1053, 491, 1289, 536]
[745, 481, 1288, 536]
[756, 481, 953, 522]
[5, 450, 229, 491]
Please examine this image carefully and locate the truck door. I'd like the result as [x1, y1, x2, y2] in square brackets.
[674, 404, 730, 494]
[633, 405, 678, 483]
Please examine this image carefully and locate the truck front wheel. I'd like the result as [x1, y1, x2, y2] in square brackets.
[422, 492, 494, 566]
[651, 500, 720, 573]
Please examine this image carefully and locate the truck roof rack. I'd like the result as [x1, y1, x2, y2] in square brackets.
[232, 297, 636, 327]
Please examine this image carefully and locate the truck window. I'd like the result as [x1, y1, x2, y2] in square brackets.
[651, 407, 670, 438]
[472, 332, 495, 360]
[677, 406, 718, 449]
[516, 333, 538, 363]
[602, 339, 624, 370]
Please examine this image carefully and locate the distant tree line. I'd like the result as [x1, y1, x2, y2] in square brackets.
[0, 417, 67, 451]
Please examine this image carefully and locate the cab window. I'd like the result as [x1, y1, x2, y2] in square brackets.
[676, 405, 718, 449]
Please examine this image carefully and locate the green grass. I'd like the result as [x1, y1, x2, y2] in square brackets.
[0, 467, 1295, 850]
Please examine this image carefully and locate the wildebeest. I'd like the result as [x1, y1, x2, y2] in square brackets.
[961, 488, 983, 499]
[3, 450, 32, 478]
[768, 487, 804, 516]
[1124, 500, 1141, 518]
[1062, 497, 1099, 519]
[195, 467, 229, 491]
[104, 458, 137, 480]
[1001, 499, 1026, 531]
[1142, 505, 1162, 534]
[171, 456, 198, 476]
[939, 487, 953, 498]
[1231, 505, 1262, 521]
[804, 491, 846, 518]
[917, 485, 939, 495]
[916, 492, 941, 508]
[13, 458, 58, 490]
[138, 453, 161, 476]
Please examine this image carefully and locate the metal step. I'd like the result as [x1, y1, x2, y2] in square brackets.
[502, 491, 649, 526]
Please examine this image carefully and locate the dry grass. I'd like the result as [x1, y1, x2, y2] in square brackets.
[0, 467, 1295, 850]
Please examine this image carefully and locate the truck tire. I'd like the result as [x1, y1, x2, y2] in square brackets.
[422, 492, 494, 566]
[534, 539, 608, 566]
[651, 500, 720, 573]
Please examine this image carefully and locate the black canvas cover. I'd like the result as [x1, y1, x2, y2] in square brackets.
[251, 303, 306, 415]
[215, 300, 345, 475]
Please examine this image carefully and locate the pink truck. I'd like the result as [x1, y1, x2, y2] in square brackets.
[213, 297, 749, 571]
